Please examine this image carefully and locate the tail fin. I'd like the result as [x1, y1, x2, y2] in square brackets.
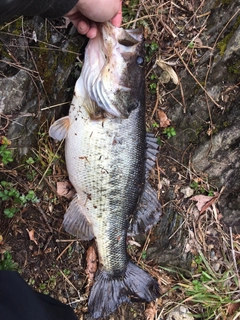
[88, 261, 160, 319]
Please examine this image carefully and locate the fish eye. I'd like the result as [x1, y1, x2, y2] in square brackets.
[136, 56, 144, 66]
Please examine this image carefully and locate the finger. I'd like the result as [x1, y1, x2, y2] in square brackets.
[111, 2, 122, 27]
[77, 19, 90, 35]
[86, 22, 98, 39]
[111, 12, 122, 27]
[77, 20, 98, 38]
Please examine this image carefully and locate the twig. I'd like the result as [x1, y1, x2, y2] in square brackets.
[56, 240, 74, 260]
[56, 239, 79, 242]
[35, 203, 53, 233]
[41, 101, 71, 111]
[174, 49, 223, 110]
[58, 267, 79, 293]
[168, 220, 185, 240]
[137, 228, 152, 264]
[37, 138, 65, 187]
[179, 80, 186, 113]
[121, 14, 157, 27]
[132, 0, 143, 29]
[159, 18, 177, 38]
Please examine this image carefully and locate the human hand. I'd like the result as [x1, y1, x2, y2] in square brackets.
[65, 0, 122, 38]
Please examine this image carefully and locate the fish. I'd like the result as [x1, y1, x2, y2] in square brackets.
[49, 22, 161, 319]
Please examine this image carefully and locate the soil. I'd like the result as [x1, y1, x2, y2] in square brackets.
[0, 152, 162, 320]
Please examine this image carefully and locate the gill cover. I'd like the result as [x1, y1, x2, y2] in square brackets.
[81, 22, 145, 118]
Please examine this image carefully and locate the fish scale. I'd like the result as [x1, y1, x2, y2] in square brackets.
[65, 91, 145, 273]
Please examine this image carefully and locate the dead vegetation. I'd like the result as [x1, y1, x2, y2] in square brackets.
[1, 0, 240, 319]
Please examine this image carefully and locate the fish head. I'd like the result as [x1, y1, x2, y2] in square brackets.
[81, 22, 145, 118]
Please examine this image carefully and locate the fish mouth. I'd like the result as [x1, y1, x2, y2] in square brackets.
[81, 22, 145, 118]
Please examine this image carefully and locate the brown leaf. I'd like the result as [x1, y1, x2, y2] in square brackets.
[227, 302, 240, 316]
[194, 37, 203, 47]
[157, 110, 171, 128]
[0, 235, 11, 254]
[191, 194, 218, 214]
[0, 136, 11, 145]
[26, 228, 38, 245]
[85, 245, 98, 282]
[57, 181, 76, 199]
[156, 58, 179, 85]
[0, 243, 11, 254]
[144, 301, 157, 320]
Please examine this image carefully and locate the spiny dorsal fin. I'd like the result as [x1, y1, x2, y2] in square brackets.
[145, 132, 159, 177]
[128, 133, 161, 236]
[49, 116, 70, 141]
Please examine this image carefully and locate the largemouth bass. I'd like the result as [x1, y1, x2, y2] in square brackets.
[49, 22, 161, 319]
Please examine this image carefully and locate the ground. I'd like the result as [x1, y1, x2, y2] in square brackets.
[1, 1, 240, 319]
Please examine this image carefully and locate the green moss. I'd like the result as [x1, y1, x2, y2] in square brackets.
[228, 60, 240, 75]
[222, 121, 231, 128]
[33, 42, 76, 95]
[217, 16, 240, 56]
[0, 42, 12, 60]
[33, 43, 56, 95]
[212, 127, 219, 135]
[10, 17, 23, 35]
[215, 0, 233, 6]
[221, 0, 233, 4]
[62, 42, 78, 68]
[196, 126, 204, 135]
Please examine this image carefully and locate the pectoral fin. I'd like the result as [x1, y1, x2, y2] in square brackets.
[49, 116, 71, 141]
[63, 196, 94, 240]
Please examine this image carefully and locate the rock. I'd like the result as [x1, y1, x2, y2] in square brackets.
[147, 189, 192, 273]
[181, 186, 194, 198]
[163, 1, 240, 232]
[222, 25, 240, 62]
[0, 70, 31, 114]
[166, 306, 194, 320]
[0, 16, 84, 158]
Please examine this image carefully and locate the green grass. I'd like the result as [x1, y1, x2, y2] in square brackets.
[0, 181, 38, 218]
[0, 145, 13, 165]
[190, 180, 215, 196]
[163, 127, 176, 138]
[145, 41, 159, 62]
[0, 251, 18, 270]
[177, 252, 240, 319]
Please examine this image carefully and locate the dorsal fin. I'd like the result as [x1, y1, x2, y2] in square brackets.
[128, 133, 161, 235]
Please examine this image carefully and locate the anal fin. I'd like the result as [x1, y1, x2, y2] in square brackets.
[63, 195, 94, 240]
